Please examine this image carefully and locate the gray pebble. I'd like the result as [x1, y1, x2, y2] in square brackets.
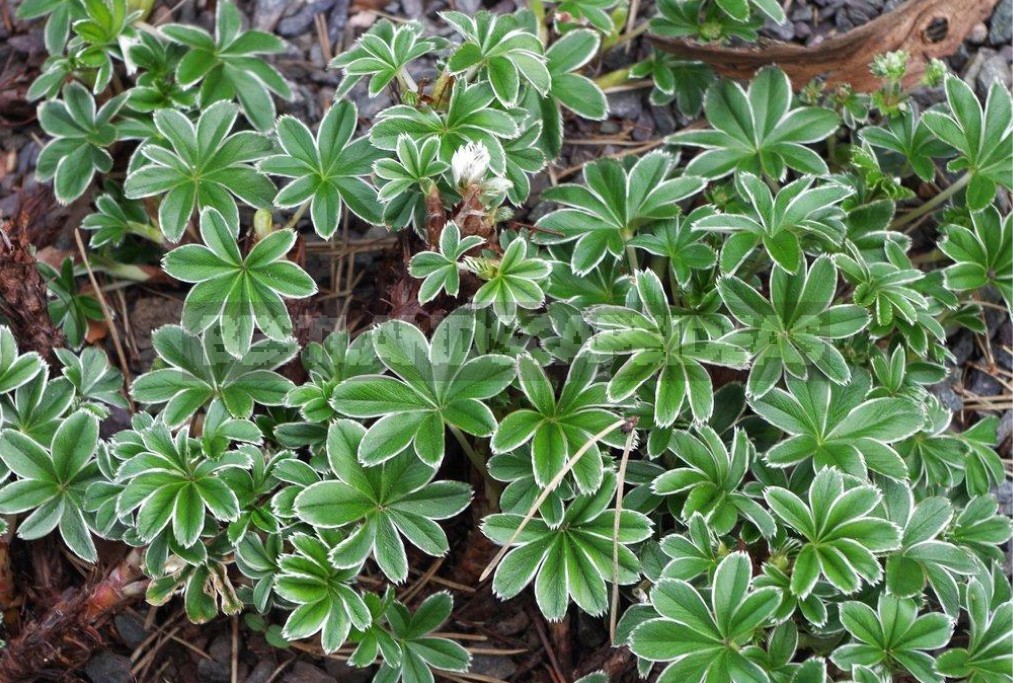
[253, 0, 291, 32]
[968, 22, 990, 45]
[278, 0, 336, 37]
[989, 0, 1013, 45]
[606, 90, 643, 121]
[977, 54, 1012, 98]
[198, 659, 232, 683]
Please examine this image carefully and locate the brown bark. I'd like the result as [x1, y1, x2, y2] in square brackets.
[0, 550, 147, 683]
[0, 196, 65, 364]
[651, 0, 999, 91]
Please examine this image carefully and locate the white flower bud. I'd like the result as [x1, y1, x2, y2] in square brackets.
[451, 141, 491, 187]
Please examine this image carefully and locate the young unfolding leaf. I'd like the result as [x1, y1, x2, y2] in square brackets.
[161, 0, 291, 131]
[37, 82, 127, 204]
[653, 427, 774, 537]
[330, 20, 447, 98]
[483, 473, 653, 620]
[162, 208, 317, 358]
[585, 270, 748, 426]
[751, 372, 921, 479]
[330, 313, 514, 467]
[921, 76, 1012, 210]
[718, 255, 869, 397]
[939, 206, 1012, 309]
[669, 67, 840, 180]
[39, 258, 103, 349]
[82, 192, 162, 248]
[124, 102, 275, 241]
[628, 208, 717, 287]
[0, 410, 101, 561]
[694, 173, 853, 274]
[131, 324, 297, 427]
[55, 345, 127, 411]
[630, 54, 714, 115]
[259, 102, 384, 237]
[629, 552, 780, 683]
[286, 330, 382, 423]
[491, 352, 621, 493]
[832, 594, 953, 683]
[294, 420, 471, 583]
[469, 236, 552, 324]
[860, 110, 951, 182]
[375, 136, 450, 232]
[275, 533, 371, 653]
[764, 468, 902, 597]
[537, 152, 705, 274]
[409, 223, 484, 303]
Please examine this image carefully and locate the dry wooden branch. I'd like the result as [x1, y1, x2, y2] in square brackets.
[651, 0, 999, 91]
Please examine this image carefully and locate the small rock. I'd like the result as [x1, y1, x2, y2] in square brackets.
[606, 90, 643, 121]
[764, 18, 795, 41]
[283, 662, 338, 683]
[989, 0, 1013, 45]
[323, 658, 373, 683]
[976, 54, 1012, 97]
[198, 659, 232, 683]
[651, 105, 677, 136]
[996, 411, 1013, 451]
[968, 369, 1003, 398]
[277, 0, 336, 37]
[929, 372, 963, 412]
[114, 613, 149, 650]
[209, 634, 233, 663]
[402, 0, 424, 18]
[253, 0, 290, 31]
[794, 21, 812, 39]
[600, 120, 621, 134]
[968, 22, 990, 44]
[469, 655, 518, 680]
[243, 660, 278, 683]
[85, 652, 132, 683]
[631, 112, 655, 142]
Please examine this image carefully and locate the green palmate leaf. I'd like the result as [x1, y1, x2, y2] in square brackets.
[375, 136, 450, 232]
[81, 192, 162, 248]
[469, 236, 552, 324]
[371, 81, 519, 175]
[275, 534, 371, 653]
[718, 255, 869, 397]
[294, 420, 471, 583]
[54, 345, 128, 411]
[832, 593, 954, 683]
[751, 370, 921, 480]
[484, 472, 652, 621]
[959, 416, 1008, 497]
[115, 419, 249, 548]
[162, 208, 316, 357]
[124, 101, 275, 241]
[259, 101, 384, 237]
[444, 11, 549, 107]
[650, 0, 763, 42]
[286, 329, 383, 423]
[669, 67, 840, 180]
[0, 373, 75, 447]
[0, 410, 102, 561]
[921, 76, 1012, 210]
[653, 427, 775, 537]
[131, 323, 297, 427]
[764, 467, 902, 597]
[330, 20, 447, 98]
[530, 28, 608, 157]
[629, 552, 780, 683]
[36, 81, 127, 204]
[628, 207, 717, 287]
[0, 327, 45, 397]
[367, 592, 471, 683]
[330, 311, 514, 467]
[161, 0, 291, 131]
[537, 151, 705, 274]
[70, 0, 141, 94]
[936, 575, 1013, 683]
[16, 0, 87, 53]
[694, 172, 853, 274]
[491, 351, 622, 493]
[585, 269, 748, 426]
[409, 222, 484, 303]
[939, 206, 1012, 309]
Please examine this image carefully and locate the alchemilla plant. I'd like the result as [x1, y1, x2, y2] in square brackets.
[5, 0, 1013, 680]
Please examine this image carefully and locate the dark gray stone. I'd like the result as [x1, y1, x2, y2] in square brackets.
[968, 22, 990, 44]
[651, 105, 678, 136]
[253, 0, 290, 32]
[85, 652, 132, 683]
[198, 659, 232, 683]
[282, 662, 338, 683]
[977, 54, 1013, 97]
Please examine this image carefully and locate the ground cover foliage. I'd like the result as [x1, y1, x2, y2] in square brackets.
[2, 0, 1013, 680]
